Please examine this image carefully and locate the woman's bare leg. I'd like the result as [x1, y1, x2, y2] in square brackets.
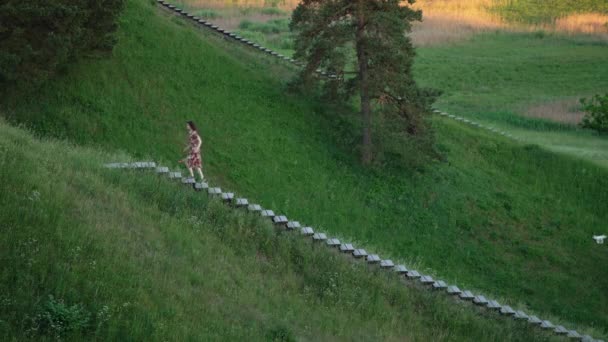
[188, 167, 194, 178]
[196, 168, 204, 182]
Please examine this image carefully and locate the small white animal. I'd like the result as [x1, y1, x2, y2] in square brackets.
[593, 235, 606, 244]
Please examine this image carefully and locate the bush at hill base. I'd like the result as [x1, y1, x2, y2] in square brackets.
[580, 93, 608, 134]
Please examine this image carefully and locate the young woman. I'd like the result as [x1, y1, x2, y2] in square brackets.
[182, 121, 205, 182]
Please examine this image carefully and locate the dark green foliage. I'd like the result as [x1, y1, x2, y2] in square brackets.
[266, 325, 296, 342]
[580, 93, 608, 133]
[30, 296, 91, 338]
[0, 0, 124, 89]
[290, 0, 438, 166]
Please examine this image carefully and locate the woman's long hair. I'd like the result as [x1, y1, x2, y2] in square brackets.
[187, 120, 198, 132]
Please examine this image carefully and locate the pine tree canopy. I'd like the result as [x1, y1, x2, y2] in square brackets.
[291, 0, 438, 165]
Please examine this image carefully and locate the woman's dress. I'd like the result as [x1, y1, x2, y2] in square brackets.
[186, 132, 202, 168]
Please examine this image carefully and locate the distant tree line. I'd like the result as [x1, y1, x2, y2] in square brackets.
[0, 0, 124, 89]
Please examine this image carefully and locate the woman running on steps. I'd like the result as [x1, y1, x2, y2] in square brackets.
[181, 120, 205, 182]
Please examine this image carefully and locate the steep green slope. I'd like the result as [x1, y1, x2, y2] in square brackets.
[0, 121, 553, 341]
[179, 0, 608, 167]
[1, 0, 607, 336]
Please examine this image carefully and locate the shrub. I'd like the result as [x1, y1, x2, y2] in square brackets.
[266, 324, 295, 342]
[30, 296, 91, 338]
[239, 7, 255, 16]
[580, 93, 608, 134]
[276, 36, 295, 50]
[0, 0, 124, 89]
[239, 20, 254, 30]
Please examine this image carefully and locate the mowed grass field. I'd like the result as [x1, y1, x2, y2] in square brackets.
[415, 31, 608, 167]
[1, 0, 607, 338]
[1, 121, 556, 341]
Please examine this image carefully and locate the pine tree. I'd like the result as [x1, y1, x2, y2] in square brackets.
[291, 0, 437, 165]
[0, 0, 124, 89]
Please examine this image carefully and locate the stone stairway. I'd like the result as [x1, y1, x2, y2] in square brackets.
[104, 161, 601, 342]
[155, 0, 520, 143]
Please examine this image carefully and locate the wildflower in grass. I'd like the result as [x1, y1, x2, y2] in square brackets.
[70, 246, 82, 260]
[96, 305, 111, 330]
[28, 190, 40, 201]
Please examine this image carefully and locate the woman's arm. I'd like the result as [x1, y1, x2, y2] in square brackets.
[195, 134, 202, 152]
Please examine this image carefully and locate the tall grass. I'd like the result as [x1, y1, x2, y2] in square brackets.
[1, 0, 607, 337]
[237, 18, 293, 52]
[192, 8, 222, 19]
[412, 0, 608, 46]
[173, 0, 299, 10]
[176, 0, 608, 47]
[239, 18, 289, 34]
[524, 98, 584, 125]
[0, 120, 556, 340]
[493, 0, 608, 24]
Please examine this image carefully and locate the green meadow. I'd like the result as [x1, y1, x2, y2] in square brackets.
[1, 121, 556, 340]
[415, 31, 608, 167]
[174, 0, 608, 167]
[1, 0, 607, 339]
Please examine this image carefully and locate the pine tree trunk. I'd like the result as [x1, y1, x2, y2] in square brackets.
[356, 5, 372, 165]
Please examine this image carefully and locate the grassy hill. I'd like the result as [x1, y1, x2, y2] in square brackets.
[1, 0, 607, 338]
[175, 0, 608, 167]
[0, 120, 553, 340]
